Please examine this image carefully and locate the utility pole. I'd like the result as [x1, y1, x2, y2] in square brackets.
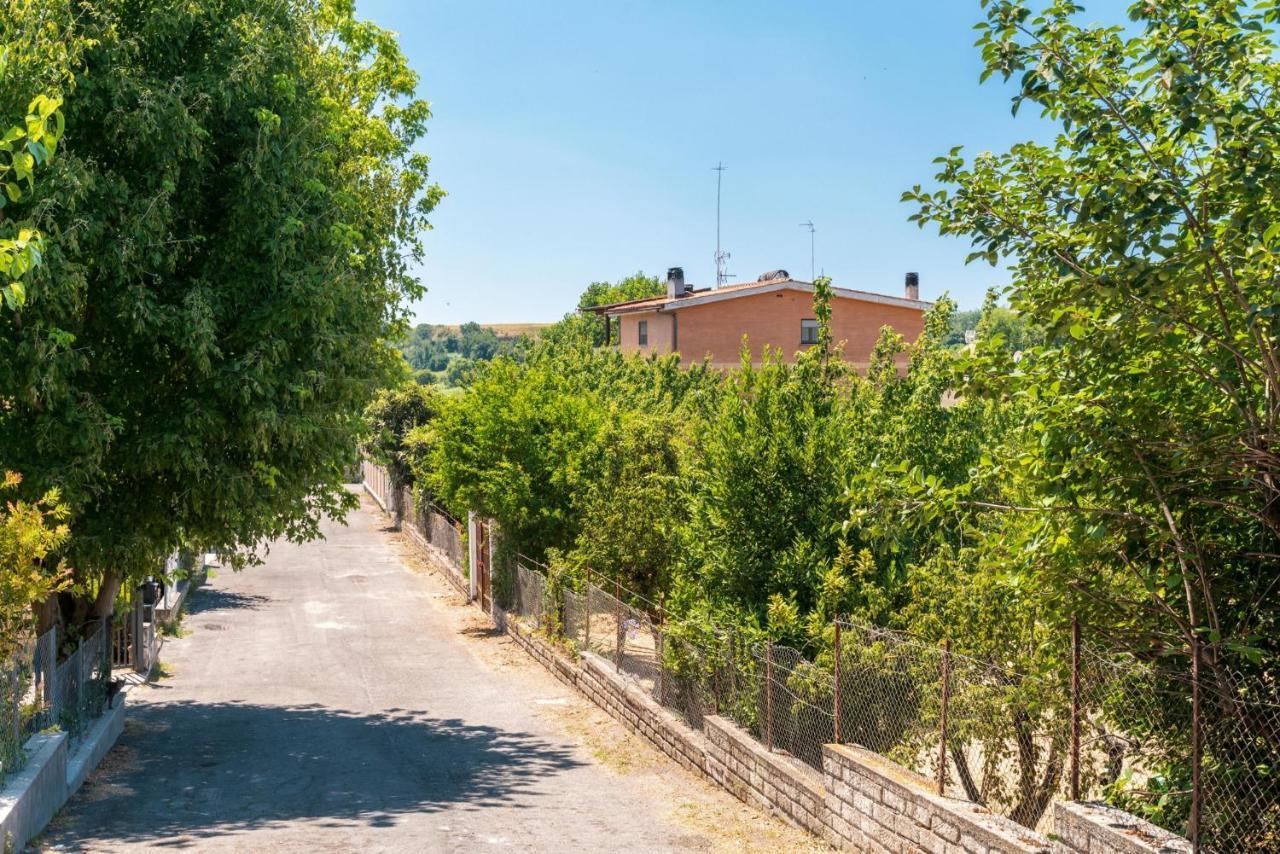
[799, 220, 815, 281]
[713, 162, 732, 287]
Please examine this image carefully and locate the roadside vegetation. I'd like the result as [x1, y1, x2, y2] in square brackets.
[0, 0, 439, 641]
[368, 1, 1280, 842]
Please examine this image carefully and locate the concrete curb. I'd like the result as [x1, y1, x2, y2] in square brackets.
[362, 479, 388, 513]
[0, 694, 127, 851]
[66, 695, 127, 794]
[156, 565, 208, 625]
[0, 732, 67, 852]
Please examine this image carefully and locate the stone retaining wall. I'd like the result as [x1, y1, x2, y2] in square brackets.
[1052, 802, 1192, 854]
[822, 743, 1053, 853]
[505, 619, 580, 690]
[576, 652, 709, 776]
[703, 715, 827, 836]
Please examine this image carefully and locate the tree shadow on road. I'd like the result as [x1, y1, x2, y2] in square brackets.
[185, 588, 271, 615]
[43, 700, 586, 848]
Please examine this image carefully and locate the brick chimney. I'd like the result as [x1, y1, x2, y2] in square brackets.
[905, 272, 920, 301]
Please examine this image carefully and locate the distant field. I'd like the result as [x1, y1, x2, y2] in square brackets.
[433, 323, 551, 339]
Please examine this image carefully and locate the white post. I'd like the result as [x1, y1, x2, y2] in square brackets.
[467, 511, 479, 604]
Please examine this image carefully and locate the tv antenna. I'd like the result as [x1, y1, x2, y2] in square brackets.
[799, 220, 815, 281]
[713, 162, 733, 287]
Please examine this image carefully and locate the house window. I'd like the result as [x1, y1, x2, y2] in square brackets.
[800, 318, 819, 345]
[638, 320, 648, 346]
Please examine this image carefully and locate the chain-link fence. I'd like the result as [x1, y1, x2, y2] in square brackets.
[562, 587, 587, 649]
[1077, 642, 1280, 852]
[508, 555, 549, 631]
[583, 580, 622, 663]
[757, 642, 834, 776]
[54, 621, 111, 745]
[402, 489, 467, 587]
[480, 549, 1275, 849]
[1201, 690, 1280, 852]
[0, 622, 111, 784]
[426, 504, 467, 575]
[0, 629, 56, 783]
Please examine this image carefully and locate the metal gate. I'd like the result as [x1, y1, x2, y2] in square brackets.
[110, 599, 157, 673]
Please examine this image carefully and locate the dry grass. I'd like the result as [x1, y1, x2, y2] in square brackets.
[431, 323, 551, 339]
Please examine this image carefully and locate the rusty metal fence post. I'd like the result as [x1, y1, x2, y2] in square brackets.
[614, 576, 623, 672]
[583, 567, 592, 650]
[937, 638, 951, 796]
[1071, 616, 1081, 801]
[833, 617, 843, 744]
[1190, 633, 1202, 853]
[656, 595, 665, 705]
[765, 639, 775, 752]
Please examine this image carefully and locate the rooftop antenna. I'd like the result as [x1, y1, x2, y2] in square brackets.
[713, 162, 733, 287]
[799, 220, 815, 281]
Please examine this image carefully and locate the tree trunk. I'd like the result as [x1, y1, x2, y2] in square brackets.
[1009, 708, 1063, 829]
[33, 594, 60, 637]
[393, 489, 404, 530]
[950, 744, 984, 803]
[92, 572, 122, 619]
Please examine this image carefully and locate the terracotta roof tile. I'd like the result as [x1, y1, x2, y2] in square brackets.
[586, 278, 930, 314]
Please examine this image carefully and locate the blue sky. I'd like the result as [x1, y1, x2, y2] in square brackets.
[357, 0, 1130, 324]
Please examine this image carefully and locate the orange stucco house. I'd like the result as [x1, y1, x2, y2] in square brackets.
[589, 267, 930, 371]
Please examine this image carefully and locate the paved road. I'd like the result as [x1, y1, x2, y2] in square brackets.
[39, 490, 754, 852]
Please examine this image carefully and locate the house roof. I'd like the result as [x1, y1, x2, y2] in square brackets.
[585, 278, 932, 316]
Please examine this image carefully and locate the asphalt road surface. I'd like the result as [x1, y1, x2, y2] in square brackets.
[39, 489, 816, 853]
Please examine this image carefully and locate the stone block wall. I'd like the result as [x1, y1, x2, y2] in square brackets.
[505, 619, 579, 690]
[576, 653, 709, 776]
[1052, 802, 1192, 854]
[822, 744, 1053, 853]
[703, 715, 827, 836]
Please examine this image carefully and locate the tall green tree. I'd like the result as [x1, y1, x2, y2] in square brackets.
[902, 2, 1280, 837]
[365, 383, 442, 526]
[2, 0, 441, 629]
[907, 0, 1280, 693]
[542, 271, 664, 348]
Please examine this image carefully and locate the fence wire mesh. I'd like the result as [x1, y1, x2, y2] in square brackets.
[0, 629, 56, 783]
[945, 649, 1069, 832]
[557, 588, 582, 649]
[655, 631, 716, 727]
[469, 542, 1278, 849]
[509, 558, 548, 630]
[400, 489, 467, 588]
[1, 623, 110, 784]
[836, 622, 944, 782]
[1078, 642, 1280, 852]
[617, 601, 661, 697]
[55, 621, 110, 744]
[428, 506, 467, 574]
[584, 582, 622, 663]
[1200, 689, 1280, 852]
[757, 643, 833, 776]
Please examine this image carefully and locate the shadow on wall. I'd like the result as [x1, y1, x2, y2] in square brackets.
[49, 701, 585, 847]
